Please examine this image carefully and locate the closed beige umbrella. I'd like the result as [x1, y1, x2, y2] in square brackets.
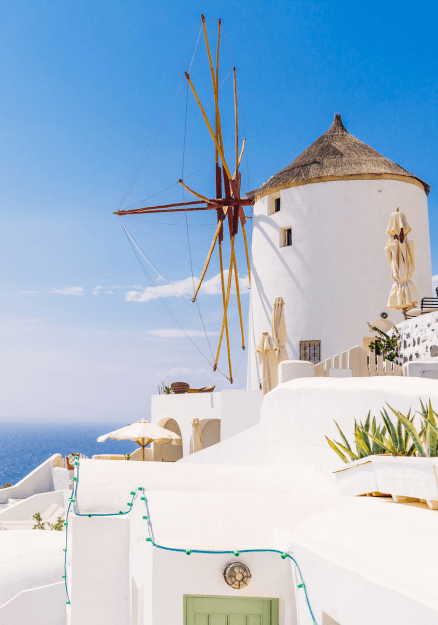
[271, 297, 289, 363]
[191, 418, 203, 453]
[97, 418, 181, 461]
[256, 332, 278, 394]
[385, 208, 418, 319]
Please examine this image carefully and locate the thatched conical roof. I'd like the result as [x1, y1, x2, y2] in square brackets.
[249, 114, 430, 199]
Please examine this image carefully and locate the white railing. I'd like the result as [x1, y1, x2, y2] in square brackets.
[314, 345, 403, 378]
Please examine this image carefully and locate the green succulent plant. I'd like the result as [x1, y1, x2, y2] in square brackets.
[327, 400, 438, 463]
[326, 412, 388, 463]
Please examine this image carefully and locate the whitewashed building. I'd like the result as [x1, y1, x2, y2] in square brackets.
[247, 114, 432, 389]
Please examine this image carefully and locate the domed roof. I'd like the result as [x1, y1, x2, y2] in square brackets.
[249, 114, 430, 199]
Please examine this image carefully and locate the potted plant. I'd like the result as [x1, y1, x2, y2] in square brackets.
[328, 402, 438, 509]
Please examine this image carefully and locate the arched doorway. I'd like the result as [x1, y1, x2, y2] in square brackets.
[154, 418, 183, 462]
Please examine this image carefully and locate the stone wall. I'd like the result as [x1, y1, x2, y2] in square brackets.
[394, 312, 438, 364]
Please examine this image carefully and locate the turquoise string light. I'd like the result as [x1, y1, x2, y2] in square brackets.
[63, 460, 317, 624]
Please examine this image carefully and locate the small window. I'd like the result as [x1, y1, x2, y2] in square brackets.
[280, 227, 292, 248]
[300, 340, 321, 364]
[269, 195, 281, 215]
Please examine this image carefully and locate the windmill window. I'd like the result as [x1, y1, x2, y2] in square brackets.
[300, 340, 321, 364]
[280, 227, 292, 248]
[269, 195, 281, 215]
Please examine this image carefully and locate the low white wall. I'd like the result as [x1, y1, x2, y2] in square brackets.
[151, 393, 221, 457]
[0, 582, 65, 625]
[151, 390, 263, 457]
[275, 493, 438, 625]
[0, 454, 63, 503]
[70, 515, 129, 625]
[0, 530, 64, 607]
[0, 489, 66, 521]
[395, 312, 438, 363]
[182, 377, 438, 476]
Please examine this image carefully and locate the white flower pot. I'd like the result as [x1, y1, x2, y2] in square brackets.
[333, 456, 438, 509]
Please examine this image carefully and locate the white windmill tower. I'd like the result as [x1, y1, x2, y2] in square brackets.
[247, 114, 432, 389]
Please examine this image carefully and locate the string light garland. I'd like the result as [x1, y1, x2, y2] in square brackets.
[63, 460, 317, 623]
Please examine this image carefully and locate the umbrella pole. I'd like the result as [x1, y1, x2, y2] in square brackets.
[403, 307, 408, 321]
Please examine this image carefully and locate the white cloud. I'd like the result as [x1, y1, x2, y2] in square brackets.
[92, 286, 103, 295]
[47, 287, 84, 296]
[19, 290, 40, 294]
[147, 329, 219, 338]
[125, 272, 249, 303]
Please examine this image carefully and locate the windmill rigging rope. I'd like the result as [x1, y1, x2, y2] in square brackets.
[124, 131, 242, 211]
[121, 219, 244, 350]
[125, 219, 216, 276]
[118, 20, 203, 212]
[123, 68, 233, 210]
[120, 219, 231, 380]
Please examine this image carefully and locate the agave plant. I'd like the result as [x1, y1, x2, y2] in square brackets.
[327, 401, 438, 463]
[326, 412, 389, 464]
[362, 407, 417, 457]
[326, 408, 417, 463]
[388, 400, 438, 458]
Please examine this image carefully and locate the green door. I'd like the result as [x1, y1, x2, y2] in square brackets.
[184, 595, 279, 625]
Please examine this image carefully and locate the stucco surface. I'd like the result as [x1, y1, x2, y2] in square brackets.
[0, 454, 62, 503]
[151, 390, 263, 457]
[74, 460, 337, 515]
[0, 530, 64, 607]
[279, 496, 438, 624]
[183, 377, 438, 475]
[0, 582, 65, 625]
[0, 489, 66, 521]
[247, 178, 431, 389]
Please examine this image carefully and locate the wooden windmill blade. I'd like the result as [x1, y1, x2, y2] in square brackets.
[115, 15, 254, 383]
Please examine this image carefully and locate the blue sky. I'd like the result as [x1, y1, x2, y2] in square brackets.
[1, 0, 437, 421]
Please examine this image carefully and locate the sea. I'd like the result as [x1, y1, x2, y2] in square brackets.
[0, 421, 139, 486]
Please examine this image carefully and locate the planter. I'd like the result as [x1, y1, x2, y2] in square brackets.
[333, 456, 438, 509]
[333, 457, 383, 497]
[373, 456, 438, 509]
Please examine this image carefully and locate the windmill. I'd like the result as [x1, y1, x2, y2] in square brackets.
[115, 15, 254, 383]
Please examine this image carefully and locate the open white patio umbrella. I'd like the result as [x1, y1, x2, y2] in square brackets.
[271, 297, 289, 363]
[97, 418, 181, 461]
[256, 332, 278, 395]
[385, 208, 418, 320]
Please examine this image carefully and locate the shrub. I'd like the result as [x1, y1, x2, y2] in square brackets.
[368, 325, 400, 362]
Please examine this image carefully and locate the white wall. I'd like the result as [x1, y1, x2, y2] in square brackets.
[0, 582, 65, 625]
[0, 489, 65, 521]
[0, 454, 63, 503]
[151, 390, 263, 457]
[220, 390, 263, 440]
[275, 491, 438, 625]
[247, 179, 432, 389]
[70, 516, 129, 625]
[182, 377, 438, 476]
[151, 549, 295, 625]
[0, 530, 64, 608]
[151, 393, 221, 457]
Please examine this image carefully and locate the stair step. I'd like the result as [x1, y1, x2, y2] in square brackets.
[47, 507, 65, 525]
[41, 503, 59, 521]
